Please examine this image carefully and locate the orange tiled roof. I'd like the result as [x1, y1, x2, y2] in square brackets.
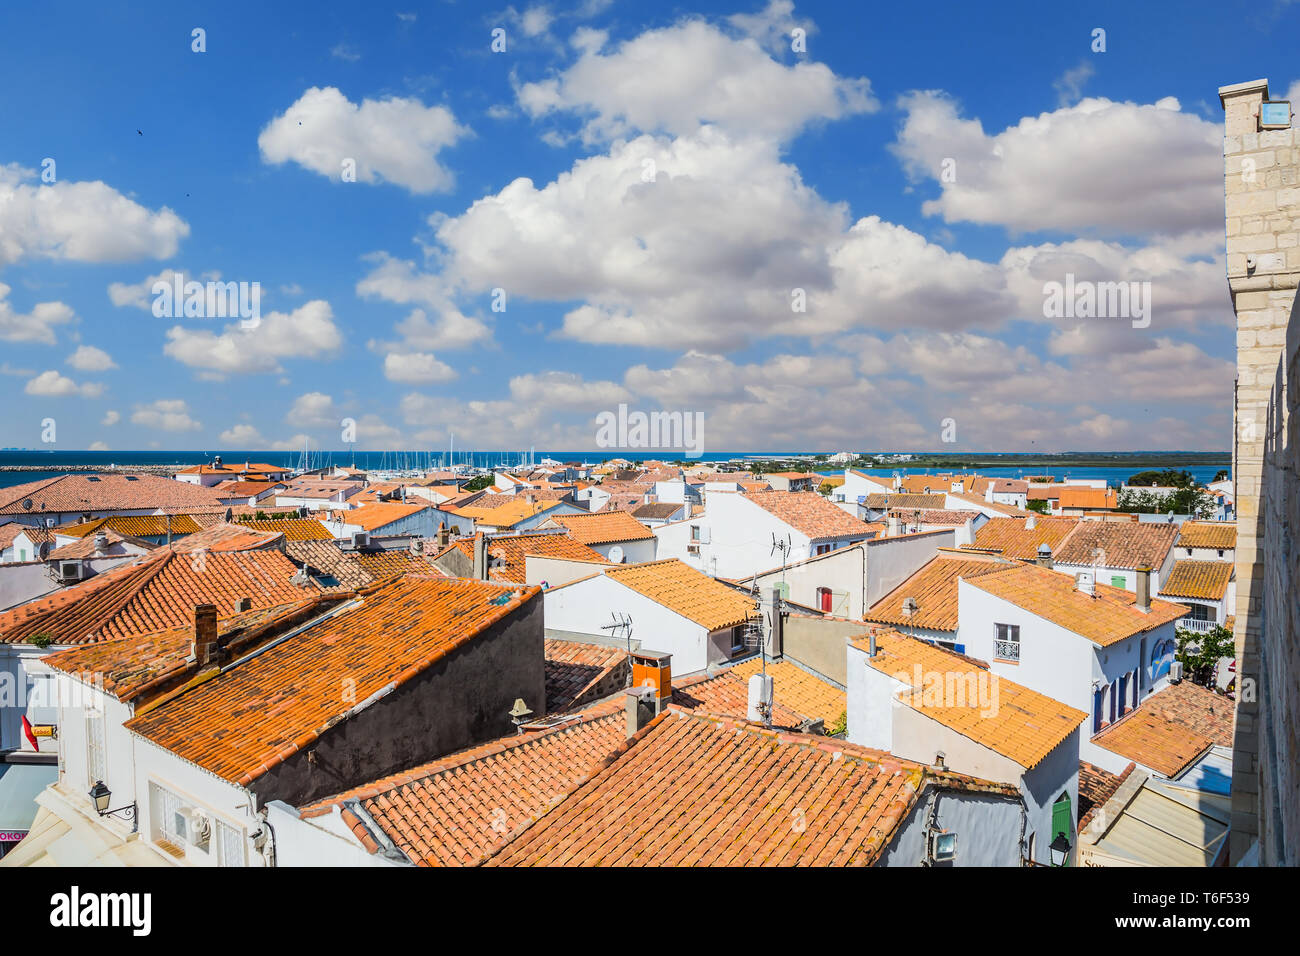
[1158, 560, 1233, 601]
[545, 640, 629, 712]
[458, 499, 561, 529]
[854, 630, 1088, 770]
[744, 490, 877, 540]
[284, 540, 377, 589]
[725, 657, 846, 727]
[1132, 680, 1235, 747]
[1176, 521, 1237, 550]
[57, 514, 208, 538]
[1078, 761, 1135, 833]
[967, 562, 1187, 647]
[964, 516, 1080, 560]
[353, 549, 445, 579]
[339, 501, 432, 531]
[300, 702, 628, 866]
[169, 522, 284, 553]
[211, 479, 283, 496]
[669, 671, 808, 728]
[1056, 487, 1120, 510]
[442, 532, 608, 585]
[604, 559, 754, 631]
[554, 510, 656, 544]
[0, 549, 312, 645]
[1092, 708, 1214, 777]
[235, 516, 333, 541]
[866, 553, 1013, 632]
[866, 493, 947, 510]
[125, 577, 541, 786]
[0, 473, 226, 515]
[1053, 521, 1179, 570]
[42, 597, 340, 701]
[946, 491, 1034, 516]
[485, 708, 1019, 866]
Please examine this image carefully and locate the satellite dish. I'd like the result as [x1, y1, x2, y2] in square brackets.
[21, 498, 32, 511]
[608, 545, 625, 564]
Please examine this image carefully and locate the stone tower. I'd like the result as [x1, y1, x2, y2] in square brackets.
[1220, 78, 1299, 866]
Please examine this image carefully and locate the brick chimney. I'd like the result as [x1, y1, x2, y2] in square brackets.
[192, 603, 218, 666]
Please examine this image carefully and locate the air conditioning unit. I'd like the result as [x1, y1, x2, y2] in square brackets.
[350, 531, 369, 549]
[57, 560, 84, 583]
[1169, 661, 1184, 682]
[176, 807, 211, 846]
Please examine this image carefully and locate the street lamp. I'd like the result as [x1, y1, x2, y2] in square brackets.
[1049, 831, 1071, 867]
[88, 780, 137, 830]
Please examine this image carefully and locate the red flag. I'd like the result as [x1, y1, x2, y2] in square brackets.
[21, 715, 39, 752]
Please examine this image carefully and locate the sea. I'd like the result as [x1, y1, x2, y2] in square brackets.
[0, 449, 1230, 490]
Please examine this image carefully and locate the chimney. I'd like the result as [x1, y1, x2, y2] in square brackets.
[93, 530, 109, 555]
[1036, 543, 1053, 569]
[437, 523, 450, 549]
[1076, 570, 1096, 597]
[630, 650, 672, 712]
[747, 672, 774, 723]
[472, 533, 488, 580]
[1025, 515, 1036, 531]
[625, 686, 656, 738]
[235, 596, 252, 613]
[1135, 565, 1152, 613]
[868, 631, 878, 657]
[192, 604, 218, 666]
[886, 513, 900, 537]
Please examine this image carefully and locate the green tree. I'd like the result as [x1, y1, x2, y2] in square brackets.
[1126, 469, 1195, 489]
[1175, 624, 1234, 689]
[1213, 469, 1230, 483]
[463, 474, 495, 491]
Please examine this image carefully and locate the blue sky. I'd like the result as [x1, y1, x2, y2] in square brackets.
[1, 0, 1295, 453]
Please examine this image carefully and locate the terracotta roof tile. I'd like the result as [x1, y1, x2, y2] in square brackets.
[0, 474, 228, 516]
[57, 514, 207, 538]
[301, 703, 628, 866]
[485, 708, 1018, 867]
[553, 510, 656, 544]
[47, 528, 159, 559]
[669, 672, 807, 728]
[966, 562, 1187, 647]
[235, 516, 333, 541]
[283, 540, 377, 589]
[604, 559, 754, 631]
[744, 491, 878, 540]
[1133, 680, 1235, 747]
[1053, 521, 1179, 570]
[866, 493, 947, 510]
[442, 532, 608, 585]
[1158, 560, 1233, 601]
[545, 640, 629, 712]
[866, 554, 1013, 632]
[340, 501, 433, 531]
[0, 550, 314, 645]
[1092, 708, 1213, 777]
[169, 522, 284, 553]
[125, 577, 541, 786]
[965, 516, 1080, 560]
[1055, 487, 1120, 510]
[725, 658, 846, 727]
[853, 630, 1087, 770]
[1176, 521, 1237, 550]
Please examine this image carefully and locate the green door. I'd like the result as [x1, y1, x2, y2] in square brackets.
[1052, 793, 1073, 866]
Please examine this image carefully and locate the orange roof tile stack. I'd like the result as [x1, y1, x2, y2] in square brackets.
[485, 708, 1018, 866]
[125, 577, 541, 786]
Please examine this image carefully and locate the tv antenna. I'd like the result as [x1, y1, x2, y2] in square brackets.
[601, 612, 634, 685]
[770, 533, 792, 588]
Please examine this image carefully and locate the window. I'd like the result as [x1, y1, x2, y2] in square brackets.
[690, 525, 701, 542]
[1188, 603, 1214, 622]
[1217, 549, 1224, 558]
[994, 623, 1020, 661]
[1110, 575, 1126, 588]
[815, 543, 832, 556]
[1186, 548, 1193, 557]
[216, 819, 244, 867]
[85, 709, 106, 787]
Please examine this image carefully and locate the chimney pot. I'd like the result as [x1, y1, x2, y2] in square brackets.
[235, 596, 252, 613]
[625, 687, 656, 738]
[1135, 565, 1152, 613]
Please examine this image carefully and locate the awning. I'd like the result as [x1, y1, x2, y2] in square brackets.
[0, 762, 58, 835]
